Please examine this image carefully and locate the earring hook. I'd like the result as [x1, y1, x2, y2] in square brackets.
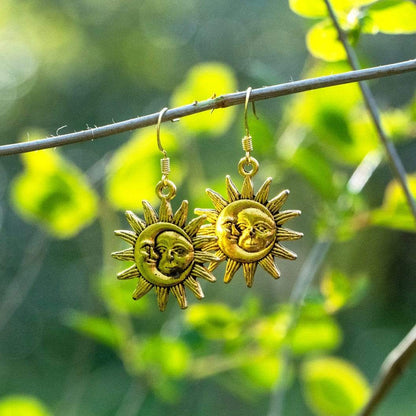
[244, 87, 258, 137]
[157, 107, 169, 158]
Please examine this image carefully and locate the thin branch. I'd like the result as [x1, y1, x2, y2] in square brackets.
[1, 59, 416, 157]
[323, 0, 416, 224]
[359, 323, 416, 416]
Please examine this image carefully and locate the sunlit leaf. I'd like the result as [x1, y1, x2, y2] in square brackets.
[365, 0, 416, 34]
[301, 357, 370, 416]
[289, 0, 375, 18]
[306, 20, 347, 62]
[291, 303, 342, 355]
[106, 127, 181, 210]
[321, 269, 369, 313]
[240, 353, 282, 390]
[10, 136, 98, 239]
[253, 310, 291, 351]
[185, 303, 241, 340]
[170, 62, 237, 136]
[370, 174, 416, 232]
[0, 396, 51, 416]
[65, 311, 122, 349]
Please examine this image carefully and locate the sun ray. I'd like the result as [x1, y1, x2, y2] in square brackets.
[184, 215, 207, 237]
[159, 198, 173, 222]
[197, 224, 216, 236]
[191, 264, 216, 282]
[241, 176, 254, 199]
[117, 264, 141, 280]
[156, 286, 169, 311]
[194, 208, 219, 223]
[183, 277, 204, 299]
[142, 200, 159, 224]
[259, 255, 280, 279]
[254, 177, 272, 204]
[272, 243, 297, 260]
[194, 250, 222, 263]
[274, 210, 301, 225]
[171, 284, 187, 309]
[224, 259, 241, 283]
[243, 262, 257, 287]
[226, 175, 240, 202]
[192, 235, 219, 250]
[132, 277, 153, 300]
[114, 230, 137, 246]
[172, 200, 189, 227]
[266, 190, 290, 215]
[112, 247, 134, 261]
[207, 250, 226, 272]
[276, 227, 304, 240]
[125, 211, 146, 234]
[206, 189, 228, 211]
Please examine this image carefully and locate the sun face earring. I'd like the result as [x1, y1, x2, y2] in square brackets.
[112, 108, 217, 311]
[195, 88, 303, 287]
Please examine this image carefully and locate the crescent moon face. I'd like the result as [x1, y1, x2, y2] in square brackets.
[134, 223, 194, 287]
[216, 200, 276, 263]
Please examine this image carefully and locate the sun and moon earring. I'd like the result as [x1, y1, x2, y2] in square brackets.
[112, 107, 218, 311]
[195, 87, 303, 288]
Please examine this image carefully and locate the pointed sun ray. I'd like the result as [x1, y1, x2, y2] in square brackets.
[184, 215, 207, 238]
[206, 189, 228, 212]
[197, 224, 216, 236]
[254, 177, 272, 204]
[276, 227, 304, 241]
[207, 250, 226, 272]
[224, 259, 241, 283]
[171, 284, 187, 309]
[194, 251, 221, 263]
[194, 208, 219, 224]
[142, 200, 159, 224]
[172, 200, 189, 227]
[243, 262, 257, 287]
[112, 247, 134, 261]
[259, 255, 280, 279]
[192, 235, 219, 251]
[191, 264, 216, 282]
[159, 198, 173, 222]
[241, 176, 254, 199]
[184, 277, 204, 299]
[274, 210, 301, 225]
[132, 277, 153, 300]
[156, 286, 169, 311]
[272, 243, 297, 260]
[114, 230, 137, 246]
[266, 190, 290, 215]
[226, 175, 240, 202]
[117, 264, 141, 280]
[125, 211, 146, 234]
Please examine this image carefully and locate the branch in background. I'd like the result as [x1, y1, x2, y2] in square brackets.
[323, 0, 416, 225]
[1, 59, 416, 157]
[359, 324, 416, 416]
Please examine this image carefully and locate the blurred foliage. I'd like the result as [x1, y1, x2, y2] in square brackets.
[1, 1, 416, 416]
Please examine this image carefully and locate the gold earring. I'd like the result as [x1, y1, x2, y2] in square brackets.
[195, 88, 303, 287]
[112, 108, 217, 311]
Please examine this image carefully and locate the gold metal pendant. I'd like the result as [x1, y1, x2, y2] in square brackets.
[112, 108, 217, 311]
[195, 89, 303, 287]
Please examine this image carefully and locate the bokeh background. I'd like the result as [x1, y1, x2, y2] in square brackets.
[0, 0, 415, 415]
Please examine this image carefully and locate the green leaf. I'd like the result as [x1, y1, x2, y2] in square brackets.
[289, 0, 376, 18]
[306, 20, 347, 62]
[369, 174, 416, 232]
[170, 62, 237, 136]
[65, 311, 122, 349]
[0, 396, 51, 416]
[301, 357, 370, 416]
[321, 269, 369, 313]
[10, 136, 98, 239]
[290, 303, 342, 355]
[240, 353, 282, 390]
[106, 127, 181, 210]
[366, 0, 416, 34]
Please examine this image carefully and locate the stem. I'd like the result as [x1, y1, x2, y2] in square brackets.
[323, 0, 416, 225]
[1, 59, 416, 156]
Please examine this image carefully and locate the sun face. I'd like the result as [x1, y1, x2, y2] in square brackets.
[195, 175, 303, 287]
[112, 198, 218, 311]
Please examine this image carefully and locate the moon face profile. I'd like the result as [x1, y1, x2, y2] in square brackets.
[216, 200, 277, 263]
[134, 223, 194, 286]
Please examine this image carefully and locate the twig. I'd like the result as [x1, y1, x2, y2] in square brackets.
[359, 323, 416, 416]
[1, 59, 416, 156]
[323, 0, 416, 224]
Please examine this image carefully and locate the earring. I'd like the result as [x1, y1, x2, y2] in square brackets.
[112, 108, 217, 311]
[195, 88, 303, 287]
